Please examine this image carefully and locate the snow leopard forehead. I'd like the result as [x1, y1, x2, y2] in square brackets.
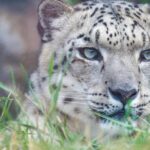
[68, 0, 150, 51]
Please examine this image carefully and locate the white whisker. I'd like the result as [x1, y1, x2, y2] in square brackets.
[62, 90, 90, 95]
[65, 102, 87, 105]
[59, 95, 87, 100]
[61, 93, 87, 98]
[138, 116, 150, 127]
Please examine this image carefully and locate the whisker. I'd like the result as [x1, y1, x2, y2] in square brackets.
[62, 89, 88, 93]
[138, 116, 150, 127]
[62, 90, 91, 95]
[58, 101, 88, 106]
[61, 93, 87, 98]
[59, 95, 87, 100]
[60, 93, 87, 98]
[65, 102, 87, 105]
[140, 105, 150, 109]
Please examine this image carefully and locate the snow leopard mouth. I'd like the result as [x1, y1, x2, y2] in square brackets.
[92, 109, 128, 122]
[107, 110, 126, 121]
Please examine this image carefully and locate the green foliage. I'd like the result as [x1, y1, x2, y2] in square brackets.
[1, 61, 150, 149]
[65, 0, 80, 5]
[65, 0, 150, 5]
[140, 0, 150, 3]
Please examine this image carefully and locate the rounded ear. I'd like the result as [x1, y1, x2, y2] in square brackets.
[38, 0, 73, 42]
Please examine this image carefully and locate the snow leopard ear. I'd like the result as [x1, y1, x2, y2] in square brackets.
[38, 0, 73, 42]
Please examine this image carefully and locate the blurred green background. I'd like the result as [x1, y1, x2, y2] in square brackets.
[66, 0, 150, 5]
[140, 0, 150, 3]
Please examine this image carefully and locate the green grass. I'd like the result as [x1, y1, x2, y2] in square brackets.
[1, 94, 150, 150]
[1, 59, 150, 150]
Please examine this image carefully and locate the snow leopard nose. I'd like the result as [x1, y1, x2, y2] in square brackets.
[109, 88, 138, 105]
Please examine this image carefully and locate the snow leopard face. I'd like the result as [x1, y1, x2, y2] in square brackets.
[29, 0, 150, 136]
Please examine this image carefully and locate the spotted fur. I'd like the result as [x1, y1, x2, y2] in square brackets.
[24, 0, 150, 137]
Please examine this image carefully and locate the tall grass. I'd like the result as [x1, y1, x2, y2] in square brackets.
[1, 56, 150, 150]
[1, 90, 150, 150]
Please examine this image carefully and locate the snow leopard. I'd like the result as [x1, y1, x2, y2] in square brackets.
[24, 0, 150, 137]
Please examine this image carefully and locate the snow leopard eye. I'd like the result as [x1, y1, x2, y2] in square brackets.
[78, 47, 102, 61]
[140, 49, 150, 62]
